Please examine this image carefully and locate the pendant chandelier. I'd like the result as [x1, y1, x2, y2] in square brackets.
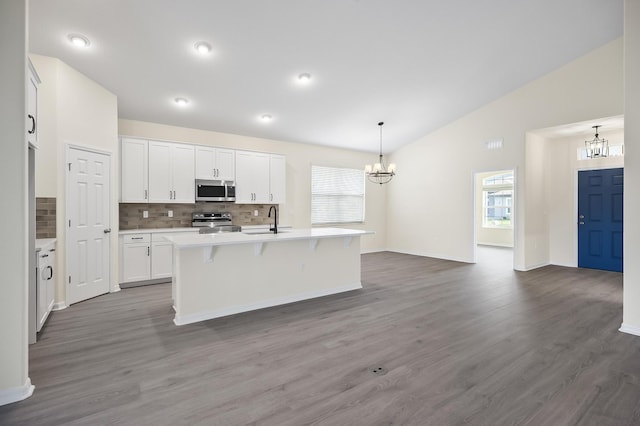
[585, 125, 609, 158]
[364, 122, 396, 185]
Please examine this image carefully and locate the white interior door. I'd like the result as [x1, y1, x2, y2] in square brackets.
[67, 147, 111, 305]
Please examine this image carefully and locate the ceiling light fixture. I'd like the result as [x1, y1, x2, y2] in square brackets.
[174, 97, 189, 106]
[261, 114, 273, 122]
[365, 122, 396, 185]
[194, 41, 212, 55]
[585, 125, 609, 158]
[68, 33, 90, 48]
[298, 73, 312, 83]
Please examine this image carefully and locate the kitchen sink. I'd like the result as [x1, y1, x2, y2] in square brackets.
[242, 230, 291, 235]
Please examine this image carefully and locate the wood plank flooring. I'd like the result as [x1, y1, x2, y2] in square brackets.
[2, 249, 640, 425]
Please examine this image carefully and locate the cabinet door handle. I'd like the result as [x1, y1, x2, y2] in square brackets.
[104, 228, 112, 234]
[46, 265, 53, 280]
[147, 246, 150, 256]
[169, 190, 173, 200]
[144, 189, 148, 200]
[173, 190, 176, 199]
[270, 194, 273, 202]
[28, 114, 36, 134]
[131, 237, 144, 240]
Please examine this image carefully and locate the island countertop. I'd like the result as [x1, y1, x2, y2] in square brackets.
[165, 227, 374, 249]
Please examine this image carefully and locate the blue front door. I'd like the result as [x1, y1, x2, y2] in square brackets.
[578, 168, 623, 272]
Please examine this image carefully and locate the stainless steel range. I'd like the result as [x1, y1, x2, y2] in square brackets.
[192, 212, 241, 234]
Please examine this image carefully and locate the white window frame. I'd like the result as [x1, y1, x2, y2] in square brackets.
[311, 165, 365, 225]
[482, 172, 513, 229]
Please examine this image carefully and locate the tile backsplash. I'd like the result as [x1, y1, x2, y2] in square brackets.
[36, 197, 56, 238]
[119, 202, 275, 230]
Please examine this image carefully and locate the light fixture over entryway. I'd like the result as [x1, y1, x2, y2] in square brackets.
[585, 125, 609, 158]
[365, 122, 396, 185]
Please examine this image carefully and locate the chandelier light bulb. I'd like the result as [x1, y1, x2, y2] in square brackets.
[364, 121, 396, 184]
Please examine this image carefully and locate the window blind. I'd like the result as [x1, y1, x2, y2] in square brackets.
[311, 165, 365, 224]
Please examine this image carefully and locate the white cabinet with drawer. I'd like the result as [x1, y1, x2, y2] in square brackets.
[120, 234, 151, 283]
[119, 229, 199, 285]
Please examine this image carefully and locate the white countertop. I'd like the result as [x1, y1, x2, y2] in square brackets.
[165, 227, 374, 248]
[36, 238, 56, 251]
[119, 227, 199, 235]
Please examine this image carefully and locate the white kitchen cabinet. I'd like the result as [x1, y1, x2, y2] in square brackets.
[148, 141, 195, 203]
[269, 154, 286, 204]
[120, 138, 149, 202]
[120, 234, 151, 283]
[27, 59, 41, 148]
[119, 230, 199, 284]
[36, 240, 55, 332]
[235, 150, 270, 204]
[195, 146, 235, 181]
[151, 233, 174, 280]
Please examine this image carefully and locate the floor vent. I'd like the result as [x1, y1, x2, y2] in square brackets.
[368, 365, 388, 376]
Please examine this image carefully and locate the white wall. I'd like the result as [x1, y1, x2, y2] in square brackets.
[523, 132, 550, 269]
[475, 170, 514, 247]
[622, 0, 640, 335]
[543, 128, 624, 267]
[387, 39, 624, 270]
[30, 54, 119, 306]
[0, 0, 31, 405]
[118, 120, 388, 253]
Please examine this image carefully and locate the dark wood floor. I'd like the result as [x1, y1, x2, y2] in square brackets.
[2, 249, 639, 425]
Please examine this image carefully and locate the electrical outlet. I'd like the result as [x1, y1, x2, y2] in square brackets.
[253, 210, 259, 217]
[168, 210, 173, 218]
[143, 210, 148, 218]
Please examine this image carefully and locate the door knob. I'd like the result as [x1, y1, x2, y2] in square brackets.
[579, 214, 585, 219]
[579, 222, 585, 225]
[104, 228, 112, 234]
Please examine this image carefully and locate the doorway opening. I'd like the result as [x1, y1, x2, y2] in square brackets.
[474, 169, 514, 269]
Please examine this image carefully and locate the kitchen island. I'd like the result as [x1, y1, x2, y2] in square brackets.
[165, 228, 373, 325]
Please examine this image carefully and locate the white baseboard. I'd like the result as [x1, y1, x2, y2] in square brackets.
[387, 248, 474, 264]
[111, 285, 121, 293]
[361, 248, 387, 254]
[52, 302, 67, 311]
[174, 282, 363, 326]
[619, 323, 640, 337]
[518, 262, 551, 272]
[0, 378, 34, 406]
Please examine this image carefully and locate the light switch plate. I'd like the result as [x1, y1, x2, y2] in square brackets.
[168, 210, 173, 218]
[143, 210, 148, 218]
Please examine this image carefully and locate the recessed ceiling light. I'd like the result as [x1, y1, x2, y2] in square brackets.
[298, 73, 312, 83]
[68, 34, 90, 48]
[194, 41, 212, 55]
[261, 114, 273, 122]
[174, 97, 189, 106]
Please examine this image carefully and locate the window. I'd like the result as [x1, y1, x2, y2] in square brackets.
[311, 165, 365, 224]
[482, 171, 513, 228]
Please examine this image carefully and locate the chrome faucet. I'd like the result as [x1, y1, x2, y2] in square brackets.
[268, 205, 278, 234]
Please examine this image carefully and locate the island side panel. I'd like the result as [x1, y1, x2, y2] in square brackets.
[173, 236, 362, 325]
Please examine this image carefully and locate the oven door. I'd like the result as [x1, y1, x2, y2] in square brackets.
[195, 180, 226, 202]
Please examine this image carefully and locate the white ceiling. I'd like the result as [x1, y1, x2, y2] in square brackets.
[28, 0, 623, 153]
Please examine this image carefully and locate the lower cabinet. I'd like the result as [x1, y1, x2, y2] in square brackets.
[151, 234, 173, 280]
[119, 230, 198, 285]
[37, 240, 56, 332]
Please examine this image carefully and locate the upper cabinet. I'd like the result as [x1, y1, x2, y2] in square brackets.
[195, 146, 235, 181]
[27, 59, 41, 148]
[269, 154, 286, 204]
[235, 150, 270, 204]
[120, 138, 285, 206]
[120, 138, 149, 202]
[235, 150, 286, 204]
[148, 141, 195, 203]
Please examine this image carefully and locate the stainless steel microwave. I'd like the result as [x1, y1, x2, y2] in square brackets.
[195, 179, 236, 202]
